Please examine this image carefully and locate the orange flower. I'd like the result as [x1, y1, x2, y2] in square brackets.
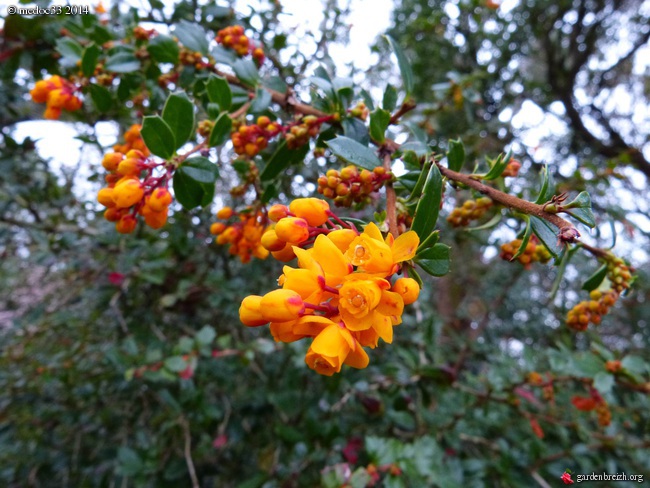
[304, 323, 369, 376]
[270, 315, 333, 343]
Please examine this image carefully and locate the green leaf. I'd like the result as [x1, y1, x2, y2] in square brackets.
[416, 230, 440, 253]
[81, 43, 101, 78]
[446, 139, 465, 172]
[260, 140, 310, 181]
[405, 161, 432, 203]
[342, 118, 370, 146]
[206, 75, 232, 111]
[593, 372, 614, 394]
[411, 164, 443, 240]
[173, 20, 209, 55]
[415, 243, 451, 277]
[209, 113, 232, 147]
[383, 84, 398, 112]
[195, 326, 216, 346]
[535, 165, 554, 204]
[385, 35, 414, 98]
[164, 356, 187, 372]
[249, 87, 272, 113]
[55, 38, 83, 62]
[141, 115, 176, 159]
[482, 152, 510, 180]
[510, 218, 533, 261]
[369, 109, 391, 144]
[211, 45, 237, 65]
[87, 84, 112, 112]
[360, 88, 375, 111]
[621, 355, 647, 375]
[104, 52, 140, 73]
[582, 264, 608, 291]
[117, 447, 143, 476]
[325, 136, 381, 171]
[147, 34, 180, 64]
[232, 59, 260, 87]
[173, 156, 219, 209]
[564, 191, 596, 228]
[529, 216, 563, 259]
[162, 92, 195, 150]
[309, 76, 335, 98]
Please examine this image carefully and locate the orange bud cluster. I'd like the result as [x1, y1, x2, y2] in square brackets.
[317, 166, 392, 207]
[197, 120, 214, 138]
[284, 115, 323, 149]
[349, 101, 369, 121]
[231, 116, 281, 157]
[499, 235, 551, 268]
[210, 207, 269, 263]
[240, 200, 422, 375]
[527, 371, 543, 385]
[29, 75, 83, 120]
[605, 360, 622, 373]
[502, 159, 522, 177]
[446, 197, 493, 227]
[215, 25, 265, 65]
[133, 25, 156, 40]
[113, 124, 150, 156]
[97, 150, 173, 233]
[571, 388, 610, 426]
[566, 254, 632, 331]
[158, 72, 180, 89]
[179, 48, 205, 67]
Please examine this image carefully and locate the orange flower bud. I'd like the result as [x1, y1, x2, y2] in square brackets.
[275, 217, 310, 244]
[141, 205, 168, 229]
[216, 207, 233, 219]
[125, 149, 146, 161]
[30, 80, 51, 103]
[289, 198, 330, 226]
[116, 158, 141, 176]
[104, 207, 125, 222]
[271, 242, 297, 262]
[261, 228, 286, 251]
[63, 95, 83, 112]
[210, 222, 226, 235]
[115, 214, 137, 234]
[97, 188, 116, 207]
[260, 289, 304, 322]
[392, 277, 420, 305]
[102, 152, 124, 171]
[147, 188, 172, 212]
[268, 204, 289, 222]
[43, 106, 62, 120]
[239, 295, 268, 326]
[112, 179, 144, 208]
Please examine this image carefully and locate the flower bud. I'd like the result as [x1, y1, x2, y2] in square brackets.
[239, 295, 268, 326]
[147, 188, 173, 212]
[97, 188, 116, 207]
[261, 228, 286, 251]
[275, 217, 310, 244]
[115, 214, 137, 234]
[102, 152, 124, 171]
[216, 207, 233, 220]
[289, 198, 330, 226]
[272, 242, 297, 262]
[268, 204, 289, 222]
[392, 277, 420, 305]
[112, 179, 144, 208]
[260, 289, 305, 322]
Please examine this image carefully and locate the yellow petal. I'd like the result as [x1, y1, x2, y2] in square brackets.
[391, 231, 420, 263]
[310, 324, 350, 357]
[293, 315, 336, 337]
[344, 341, 369, 369]
[372, 313, 393, 344]
[376, 290, 404, 318]
[312, 235, 352, 286]
[363, 222, 384, 241]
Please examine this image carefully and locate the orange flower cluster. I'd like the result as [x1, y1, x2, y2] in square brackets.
[571, 390, 611, 427]
[502, 159, 522, 177]
[317, 166, 392, 207]
[215, 25, 265, 65]
[113, 124, 150, 156]
[446, 197, 493, 227]
[210, 207, 269, 263]
[500, 235, 551, 268]
[566, 254, 633, 331]
[30, 75, 83, 120]
[97, 150, 172, 233]
[231, 116, 281, 157]
[284, 115, 324, 149]
[240, 198, 421, 376]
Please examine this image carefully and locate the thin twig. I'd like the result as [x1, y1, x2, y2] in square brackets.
[180, 417, 200, 488]
[383, 153, 398, 238]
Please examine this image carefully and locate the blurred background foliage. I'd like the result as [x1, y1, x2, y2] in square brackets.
[1, 0, 649, 486]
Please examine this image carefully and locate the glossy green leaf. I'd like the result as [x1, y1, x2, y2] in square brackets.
[87, 84, 111, 113]
[325, 136, 381, 171]
[510, 218, 533, 261]
[249, 87, 272, 113]
[173, 156, 219, 209]
[208, 113, 232, 147]
[529, 216, 563, 258]
[164, 356, 187, 372]
[446, 138, 465, 172]
[582, 264, 608, 291]
[369, 109, 391, 143]
[105, 52, 140, 73]
[385, 35, 414, 98]
[141, 115, 176, 159]
[360, 88, 375, 111]
[342, 118, 370, 146]
[147, 34, 180, 64]
[162, 92, 195, 150]
[383, 84, 398, 111]
[81, 43, 101, 78]
[415, 243, 451, 277]
[416, 230, 440, 253]
[535, 165, 555, 204]
[232, 59, 260, 87]
[173, 20, 209, 55]
[593, 372, 614, 394]
[55, 38, 83, 62]
[260, 140, 310, 181]
[195, 326, 216, 346]
[621, 355, 647, 375]
[482, 152, 510, 180]
[205, 75, 232, 112]
[564, 191, 596, 228]
[411, 164, 443, 240]
[211, 45, 236, 65]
